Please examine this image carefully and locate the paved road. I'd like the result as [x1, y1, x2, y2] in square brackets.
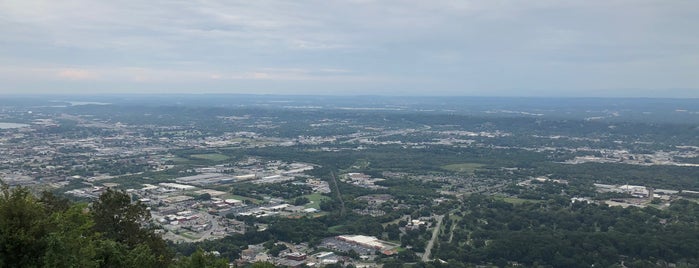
[422, 215, 444, 262]
[193, 213, 220, 242]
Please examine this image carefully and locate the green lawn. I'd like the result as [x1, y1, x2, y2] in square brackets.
[190, 153, 229, 161]
[441, 163, 485, 174]
[222, 194, 261, 204]
[328, 225, 345, 233]
[301, 193, 330, 209]
[167, 157, 191, 164]
[493, 195, 542, 205]
[179, 232, 200, 240]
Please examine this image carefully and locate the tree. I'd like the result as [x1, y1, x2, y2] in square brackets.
[0, 186, 50, 267]
[383, 259, 405, 268]
[42, 204, 100, 268]
[91, 188, 172, 266]
[175, 248, 228, 268]
[293, 197, 310, 206]
[348, 249, 360, 259]
[251, 261, 276, 268]
[91, 188, 150, 245]
[398, 249, 419, 262]
[39, 190, 71, 213]
[0, 186, 232, 267]
[1, 187, 101, 267]
[196, 193, 212, 201]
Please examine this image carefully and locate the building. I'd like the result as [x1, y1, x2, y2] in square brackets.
[159, 182, 196, 191]
[224, 198, 243, 206]
[336, 235, 396, 251]
[284, 252, 307, 261]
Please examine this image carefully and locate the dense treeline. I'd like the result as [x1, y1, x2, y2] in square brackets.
[432, 195, 699, 267]
[231, 182, 313, 200]
[246, 144, 545, 175]
[244, 143, 699, 192]
[0, 186, 227, 268]
[536, 162, 699, 191]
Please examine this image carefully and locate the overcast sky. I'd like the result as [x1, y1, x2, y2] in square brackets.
[1, 0, 698, 97]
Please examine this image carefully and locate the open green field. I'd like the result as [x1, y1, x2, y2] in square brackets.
[190, 153, 229, 161]
[493, 195, 542, 205]
[441, 162, 485, 174]
[167, 157, 191, 164]
[301, 193, 330, 209]
[178, 231, 200, 240]
[328, 225, 345, 233]
[222, 194, 261, 204]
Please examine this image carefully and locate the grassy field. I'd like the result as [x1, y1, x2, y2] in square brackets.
[222, 194, 261, 204]
[179, 231, 200, 240]
[493, 195, 542, 205]
[190, 153, 230, 161]
[302, 193, 330, 209]
[162, 156, 195, 165]
[328, 225, 345, 233]
[441, 162, 485, 174]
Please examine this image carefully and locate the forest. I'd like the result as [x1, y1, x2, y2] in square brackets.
[0, 185, 228, 268]
[431, 195, 699, 268]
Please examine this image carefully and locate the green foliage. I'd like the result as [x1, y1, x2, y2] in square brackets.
[189, 153, 230, 162]
[232, 182, 312, 200]
[0, 186, 53, 267]
[268, 217, 328, 243]
[0, 186, 217, 268]
[92, 188, 151, 244]
[293, 196, 310, 206]
[382, 258, 405, 268]
[266, 243, 287, 257]
[93, 189, 174, 266]
[397, 249, 419, 262]
[538, 162, 699, 191]
[42, 204, 100, 268]
[250, 261, 276, 268]
[376, 178, 442, 205]
[174, 248, 228, 268]
[433, 195, 699, 267]
[441, 163, 485, 174]
[196, 193, 212, 201]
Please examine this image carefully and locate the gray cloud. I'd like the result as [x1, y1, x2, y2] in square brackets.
[1, 0, 698, 96]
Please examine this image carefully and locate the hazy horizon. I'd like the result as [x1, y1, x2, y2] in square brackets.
[2, 90, 699, 99]
[2, 1, 698, 97]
